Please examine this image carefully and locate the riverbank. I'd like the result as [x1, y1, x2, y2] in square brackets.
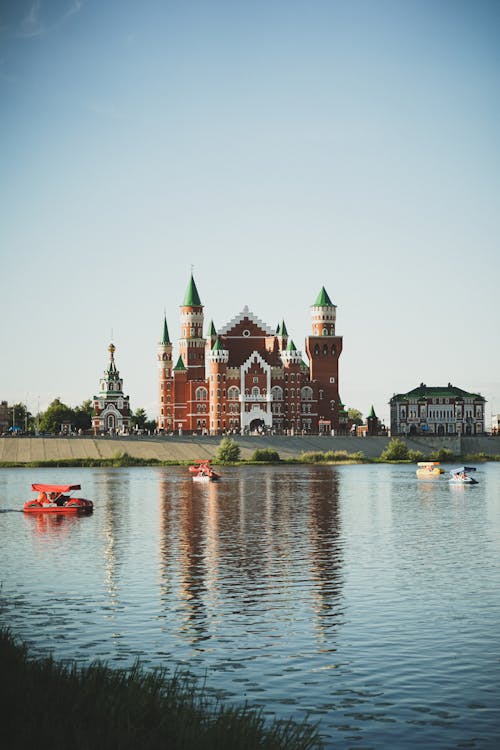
[0, 629, 321, 750]
[0, 434, 499, 466]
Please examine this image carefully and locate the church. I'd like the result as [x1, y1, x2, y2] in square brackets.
[157, 275, 347, 435]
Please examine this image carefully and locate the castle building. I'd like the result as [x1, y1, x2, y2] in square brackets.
[92, 343, 131, 435]
[390, 383, 485, 436]
[157, 275, 344, 435]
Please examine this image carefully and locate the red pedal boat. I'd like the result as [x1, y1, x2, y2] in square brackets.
[188, 460, 221, 482]
[23, 484, 94, 513]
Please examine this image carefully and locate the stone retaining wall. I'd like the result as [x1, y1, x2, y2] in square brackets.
[1, 434, 498, 463]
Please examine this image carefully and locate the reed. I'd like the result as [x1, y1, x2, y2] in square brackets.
[0, 629, 322, 750]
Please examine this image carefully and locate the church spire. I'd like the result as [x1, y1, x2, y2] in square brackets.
[183, 274, 202, 306]
[161, 316, 170, 345]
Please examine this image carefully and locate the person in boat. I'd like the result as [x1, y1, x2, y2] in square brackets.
[37, 491, 48, 504]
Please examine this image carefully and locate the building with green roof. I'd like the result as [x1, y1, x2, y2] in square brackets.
[390, 383, 485, 436]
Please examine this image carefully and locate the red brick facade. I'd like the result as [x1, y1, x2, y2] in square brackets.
[157, 277, 344, 435]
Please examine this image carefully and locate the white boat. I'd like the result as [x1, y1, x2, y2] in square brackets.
[449, 466, 478, 485]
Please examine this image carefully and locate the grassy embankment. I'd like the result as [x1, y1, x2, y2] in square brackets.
[0, 439, 498, 468]
[0, 629, 321, 750]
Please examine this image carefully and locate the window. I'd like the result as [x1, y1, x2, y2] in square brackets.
[272, 386, 283, 401]
[301, 386, 313, 400]
[228, 386, 240, 399]
[196, 387, 208, 401]
[252, 386, 260, 397]
[314, 344, 320, 355]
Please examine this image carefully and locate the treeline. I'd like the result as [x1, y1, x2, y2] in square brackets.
[7, 400, 156, 435]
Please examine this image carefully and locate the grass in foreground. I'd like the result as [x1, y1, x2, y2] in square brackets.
[0, 629, 322, 750]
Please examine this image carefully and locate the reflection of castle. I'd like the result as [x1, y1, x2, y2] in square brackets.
[158, 275, 346, 435]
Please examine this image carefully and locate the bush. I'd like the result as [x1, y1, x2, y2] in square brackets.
[380, 438, 410, 461]
[429, 447, 459, 462]
[251, 449, 280, 462]
[407, 449, 424, 462]
[300, 450, 365, 463]
[216, 438, 241, 464]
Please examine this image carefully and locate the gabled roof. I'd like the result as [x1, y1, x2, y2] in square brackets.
[219, 305, 274, 336]
[182, 274, 202, 307]
[313, 287, 335, 307]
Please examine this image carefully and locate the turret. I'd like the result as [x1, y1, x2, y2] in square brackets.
[179, 274, 206, 381]
[208, 337, 229, 434]
[157, 317, 173, 431]
[305, 286, 343, 431]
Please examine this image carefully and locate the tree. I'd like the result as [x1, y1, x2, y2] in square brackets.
[216, 437, 241, 463]
[38, 398, 74, 434]
[73, 399, 93, 431]
[8, 403, 34, 432]
[347, 408, 363, 426]
[131, 408, 148, 431]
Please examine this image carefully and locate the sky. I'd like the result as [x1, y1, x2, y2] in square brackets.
[1, 0, 499, 427]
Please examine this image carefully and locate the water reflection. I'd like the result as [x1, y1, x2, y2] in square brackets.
[3, 465, 499, 748]
[156, 466, 344, 660]
[95, 470, 130, 607]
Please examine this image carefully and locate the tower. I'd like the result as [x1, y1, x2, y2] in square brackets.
[305, 287, 343, 432]
[157, 317, 173, 431]
[178, 274, 206, 382]
[92, 343, 131, 435]
[208, 336, 229, 435]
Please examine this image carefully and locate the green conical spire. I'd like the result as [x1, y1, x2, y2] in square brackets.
[207, 320, 217, 337]
[313, 286, 334, 306]
[161, 316, 170, 345]
[286, 339, 297, 351]
[276, 322, 281, 335]
[173, 355, 186, 371]
[280, 320, 288, 336]
[183, 274, 202, 306]
[212, 336, 224, 351]
[368, 405, 377, 418]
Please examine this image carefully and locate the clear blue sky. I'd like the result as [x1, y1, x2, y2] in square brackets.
[1, 0, 499, 426]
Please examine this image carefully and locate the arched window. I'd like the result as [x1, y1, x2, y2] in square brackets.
[322, 327, 328, 335]
[272, 386, 283, 401]
[252, 386, 260, 397]
[331, 345, 336, 356]
[314, 344, 320, 355]
[228, 386, 240, 400]
[323, 344, 328, 355]
[301, 386, 313, 401]
[196, 387, 208, 401]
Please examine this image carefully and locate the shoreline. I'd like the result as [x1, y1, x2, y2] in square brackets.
[1, 435, 499, 467]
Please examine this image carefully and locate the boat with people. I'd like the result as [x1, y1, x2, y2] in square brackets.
[188, 460, 221, 482]
[416, 461, 445, 479]
[449, 467, 478, 485]
[23, 484, 94, 513]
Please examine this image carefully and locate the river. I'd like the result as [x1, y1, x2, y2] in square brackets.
[1, 463, 499, 748]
